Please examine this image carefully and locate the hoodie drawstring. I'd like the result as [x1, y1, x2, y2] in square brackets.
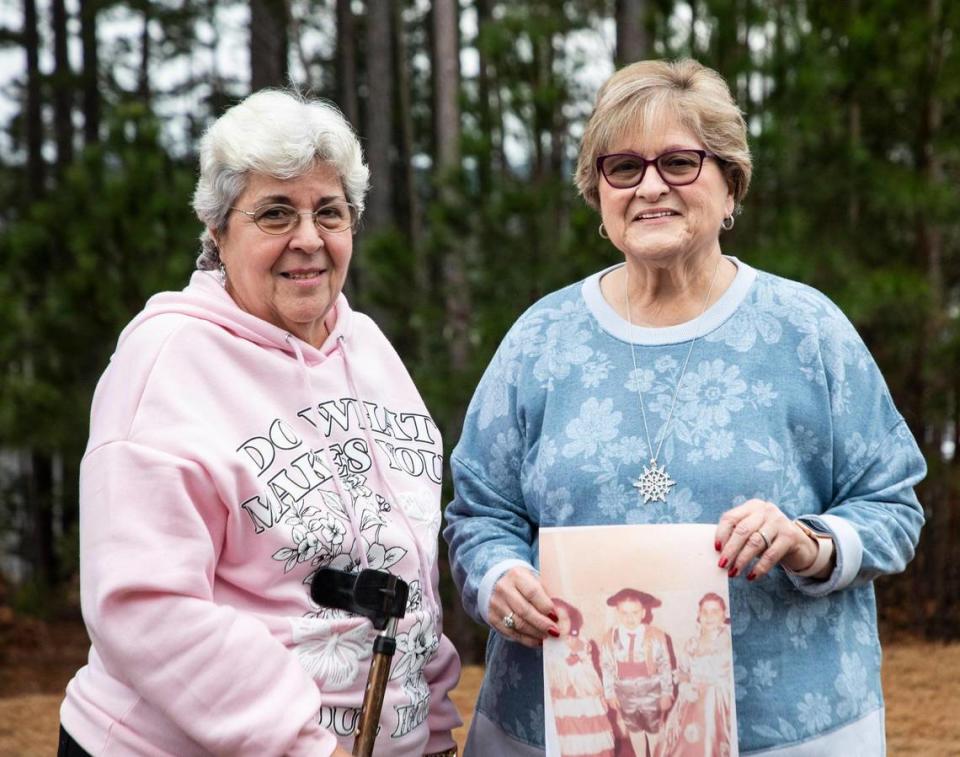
[286, 333, 440, 624]
[286, 335, 369, 571]
[336, 335, 442, 625]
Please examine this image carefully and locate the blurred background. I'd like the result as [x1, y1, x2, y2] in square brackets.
[0, 0, 958, 748]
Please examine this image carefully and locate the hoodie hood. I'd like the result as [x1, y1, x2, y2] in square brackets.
[117, 270, 354, 365]
[120, 270, 443, 617]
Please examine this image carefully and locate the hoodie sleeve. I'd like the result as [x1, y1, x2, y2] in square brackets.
[422, 632, 462, 752]
[79, 440, 339, 756]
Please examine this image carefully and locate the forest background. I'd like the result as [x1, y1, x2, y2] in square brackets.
[0, 0, 958, 665]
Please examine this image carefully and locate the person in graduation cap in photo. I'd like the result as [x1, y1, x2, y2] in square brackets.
[599, 588, 675, 757]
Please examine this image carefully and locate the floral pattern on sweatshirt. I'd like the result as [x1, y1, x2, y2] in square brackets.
[445, 262, 925, 753]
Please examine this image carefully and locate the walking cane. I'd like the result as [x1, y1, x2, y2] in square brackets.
[310, 567, 409, 757]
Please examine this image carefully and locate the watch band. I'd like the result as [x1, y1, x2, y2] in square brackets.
[789, 520, 834, 578]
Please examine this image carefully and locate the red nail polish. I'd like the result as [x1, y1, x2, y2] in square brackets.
[714, 540, 722, 551]
[728, 567, 739, 578]
[548, 612, 559, 623]
[548, 628, 560, 638]
[718, 557, 728, 569]
[747, 572, 757, 581]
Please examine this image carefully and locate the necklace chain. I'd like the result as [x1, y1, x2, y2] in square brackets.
[625, 257, 722, 501]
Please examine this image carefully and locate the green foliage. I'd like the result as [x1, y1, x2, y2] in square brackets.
[2, 0, 958, 639]
[0, 105, 197, 592]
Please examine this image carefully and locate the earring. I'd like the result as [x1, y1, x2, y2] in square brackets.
[218, 261, 227, 285]
[598, 223, 609, 239]
[721, 214, 735, 231]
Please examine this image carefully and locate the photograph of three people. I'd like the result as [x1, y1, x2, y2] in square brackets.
[541, 525, 737, 757]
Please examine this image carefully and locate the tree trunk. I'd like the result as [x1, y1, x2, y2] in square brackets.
[615, 0, 647, 67]
[80, 0, 100, 146]
[289, 5, 315, 92]
[688, 0, 699, 57]
[433, 0, 476, 662]
[433, 0, 466, 370]
[250, 0, 288, 90]
[137, 3, 151, 105]
[28, 452, 57, 587]
[846, 0, 861, 229]
[431, 0, 465, 363]
[911, 0, 945, 444]
[363, 0, 394, 235]
[204, 0, 230, 117]
[433, 0, 460, 173]
[51, 0, 74, 171]
[910, 0, 946, 637]
[393, 3, 422, 255]
[24, 0, 44, 200]
[475, 0, 495, 193]
[336, 0, 359, 129]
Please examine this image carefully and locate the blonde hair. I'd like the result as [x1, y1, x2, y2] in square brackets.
[574, 59, 751, 211]
[192, 89, 369, 270]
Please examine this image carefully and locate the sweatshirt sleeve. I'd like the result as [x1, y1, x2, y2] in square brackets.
[423, 633, 462, 752]
[784, 305, 926, 598]
[443, 321, 539, 624]
[79, 440, 339, 756]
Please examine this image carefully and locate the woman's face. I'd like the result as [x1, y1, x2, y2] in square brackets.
[214, 162, 352, 347]
[597, 120, 734, 266]
[698, 599, 726, 629]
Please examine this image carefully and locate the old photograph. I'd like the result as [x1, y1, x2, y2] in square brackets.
[541, 524, 738, 757]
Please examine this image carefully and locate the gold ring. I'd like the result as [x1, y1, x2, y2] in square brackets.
[757, 529, 771, 550]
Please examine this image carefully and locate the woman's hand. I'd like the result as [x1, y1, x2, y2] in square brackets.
[489, 567, 559, 648]
[715, 499, 820, 580]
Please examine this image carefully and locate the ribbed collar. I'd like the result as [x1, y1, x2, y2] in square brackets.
[581, 256, 757, 345]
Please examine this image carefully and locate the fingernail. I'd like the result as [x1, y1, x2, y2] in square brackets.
[728, 567, 739, 578]
[548, 628, 560, 638]
[714, 540, 722, 552]
[548, 612, 559, 623]
[747, 572, 757, 581]
[718, 557, 728, 569]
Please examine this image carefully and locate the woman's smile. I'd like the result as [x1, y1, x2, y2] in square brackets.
[632, 207, 681, 223]
[279, 267, 328, 284]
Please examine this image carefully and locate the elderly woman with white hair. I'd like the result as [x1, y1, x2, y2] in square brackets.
[444, 59, 925, 755]
[58, 90, 461, 757]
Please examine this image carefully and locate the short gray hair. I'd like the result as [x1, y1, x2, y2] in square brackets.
[575, 59, 751, 211]
[192, 89, 369, 270]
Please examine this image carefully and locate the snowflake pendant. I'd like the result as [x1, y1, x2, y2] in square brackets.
[632, 459, 676, 503]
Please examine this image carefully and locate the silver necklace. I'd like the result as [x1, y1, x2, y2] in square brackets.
[625, 257, 722, 503]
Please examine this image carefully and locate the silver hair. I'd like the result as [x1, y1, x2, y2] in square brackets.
[192, 89, 369, 270]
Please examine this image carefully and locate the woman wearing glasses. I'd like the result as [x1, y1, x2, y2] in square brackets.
[445, 59, 924, 755]
[58, 91, 461, 757]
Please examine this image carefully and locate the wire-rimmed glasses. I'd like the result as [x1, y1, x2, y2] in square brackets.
[596, 149, 718, 189]
[231, 200, 357, 234]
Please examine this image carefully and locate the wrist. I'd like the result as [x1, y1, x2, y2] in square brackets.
[787, 520, 835, 578]
[787, 536, 819, 572]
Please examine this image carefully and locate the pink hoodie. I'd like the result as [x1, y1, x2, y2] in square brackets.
[60, 271, 462, 756]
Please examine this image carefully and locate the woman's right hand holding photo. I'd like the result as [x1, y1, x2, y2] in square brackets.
[489, 567, 559, 648]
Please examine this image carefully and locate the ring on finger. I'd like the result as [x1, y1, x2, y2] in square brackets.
[503, 612, 516, 630]
[757, 529, 771, 550]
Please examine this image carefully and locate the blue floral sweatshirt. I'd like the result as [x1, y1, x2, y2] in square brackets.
[444, 259, 925, 755]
